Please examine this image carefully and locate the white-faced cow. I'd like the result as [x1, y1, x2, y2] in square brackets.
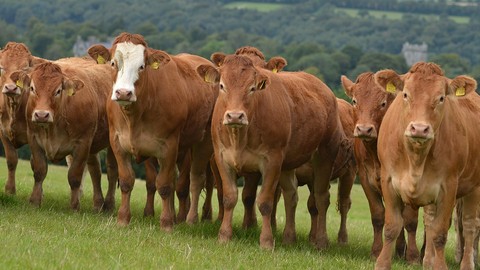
[374, 62, 480, 270]
[342, 72, 420, 263]
[197, 52, 348, 249]
[14, 57, 117, 211]
[87, 32, 217, 230]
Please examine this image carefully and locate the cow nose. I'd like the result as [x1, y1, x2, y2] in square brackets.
[408, 122, 431, 138]
[33, 110, 51, 123]
[3, 84, 19, 95]
[354, 124, 377, 138]
[115, 89, 133, 101]
[224, 111, 248, 126]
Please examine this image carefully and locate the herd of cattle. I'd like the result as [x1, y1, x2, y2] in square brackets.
[1, 32, 479, 270]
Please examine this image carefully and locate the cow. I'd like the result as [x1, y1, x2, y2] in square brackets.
[12, 57, 117, 211]
[374, 62, 480, 270]
[87, 32, 217, 230]
[341, 72, 420, 263]
[0, 42, 45, 194]
[197, 52, 348, 249]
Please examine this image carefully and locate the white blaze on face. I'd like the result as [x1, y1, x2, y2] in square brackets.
[111, 42, 146, 102]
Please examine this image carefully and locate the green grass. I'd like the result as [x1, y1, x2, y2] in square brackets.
[0, 157, 461, 269]
[336, 7, 470, 24]
[224, 2, 288, 12]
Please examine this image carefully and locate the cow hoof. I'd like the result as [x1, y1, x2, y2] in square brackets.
[260, 238, 274, 250]
[201, 207, 213, 221]
[29, 197, 42, 207]
[242, 219, 258, 229]
[314, 236, 330, 250]
[282, 232, 297, 245]
[143, 207, 154, 218]
[4, 185, 16, 195]
[186, 213, 198, 225]
[176, 212, 187, 223]
[218, 229, 232, 244]
[337, 232, 348, 246]
[93, 199, 104, 212]
[160, 218, 174, 232]
[102, 200, 115, 213]
[406, 250, 420, 265]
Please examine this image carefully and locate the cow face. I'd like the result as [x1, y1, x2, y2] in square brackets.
[0, 42, 44, 98]
[375, 62, 477, 145]
[342, 73, 395, 141]
[18, 62, 83, 125]
[89, 33, 170, 106]
[198, 54, 269, 128]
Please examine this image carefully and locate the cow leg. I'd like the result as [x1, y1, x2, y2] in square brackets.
[156, 140, 179, 231]
[86, 153, 104, 212]
[256, 157, 282, 250]
[271, 183, 281, 230]
[143, 158, 157, 217]
[375, 174, 404, 270]
[280, 170, 298, 245]
[242, 174, 260, 229]
[66, 155, 86, 199]
[186, 138, 213, 225]
[216, 154, 238, 244]
[29, 140, 48, 207]
[113, 137, 136, 226]
[103, 147, 118, 213]
[67, 146, 91, 211]
[306, 182, 318, 244]
[337, 168, 355, 245]
[459, 187, 480, 270]
[358, 165, 385, 260]
[201, 164, 214, 221]
[455, 199, 465, 263]
[312, 151, 334, 250]
[176, 152, 191, 223]
[2, 136, 18, 195]
[402, 205, 420, 264]
[210, 156, 224, 222]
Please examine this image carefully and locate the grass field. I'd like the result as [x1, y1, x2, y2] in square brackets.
[335, 7, 470, 24]
[223, 2, 288, 12]
[0, 157, 461, 269]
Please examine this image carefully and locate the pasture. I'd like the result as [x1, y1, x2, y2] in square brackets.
[0, 157, 460, 269]
[223, 1, 288, 12]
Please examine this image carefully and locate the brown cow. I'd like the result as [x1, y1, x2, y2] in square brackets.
[0, 42, 45, 194]
[374, 62, 480, 270]
[87, 33, 217, 230]
[14, 57, 117, 211]
[342, 72, 420, 263]
[197, 53, 347, 249]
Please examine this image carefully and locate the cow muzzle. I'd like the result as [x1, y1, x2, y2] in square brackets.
[32, 110, 53, 124]
[113, 88, 137, 105]
[223, 110, 249, 127]
[2, 84, 21, 96]
[354, 124, 377, 140]
[405, 122, 433, 141]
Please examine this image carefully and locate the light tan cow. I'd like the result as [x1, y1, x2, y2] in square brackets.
[374, 62, 480, 270]
[14, 57, 117, 211]
[88, 33, 217, 230]
[342, 72, 420, 263]
[197, 53, 348, 249]
[0, 42, 44, 194]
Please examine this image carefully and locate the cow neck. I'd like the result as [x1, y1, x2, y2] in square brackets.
[226, 125, 249, 152]
[2, 93, 27, 142]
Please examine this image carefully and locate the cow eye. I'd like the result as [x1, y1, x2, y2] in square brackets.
[381, 100, 387, 108]
[30, 86, 36, 95]
[54, 89, 62, 97]
[403, 93, 408, 100]
[110, 61, 115, 68]
[352, 99, 357, 106]
[439, 96, 445, 103]
[249, 86, 256, 93]
[219, 83, 225, 92]
[0, 67, 4, 76]
[139, 65, 145, 71]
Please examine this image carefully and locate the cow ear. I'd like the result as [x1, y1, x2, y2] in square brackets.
[88, 45, 111, 64]
[63, 78, 84, 96]
[10, 71, 31, 90]
[197, 65, 219, 84]
[449, 75, 477, 97]
[146, 50, 170, 70]
[341, 75, 354, 98]
[256, 73, 269, 90]
[211, 53, 226, 67]
[375, 69, 404, 94]
[266, 57, 287, 73]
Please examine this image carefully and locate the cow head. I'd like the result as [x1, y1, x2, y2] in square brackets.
[234, 46, 287, 72]
[375, 62, 477, 145]
[88, 32, 170, 106]
[0, 42, 45, 99]
[198, 54, 269, 128]
[342, 72, 395, 141]
[16, 62, 84, 125]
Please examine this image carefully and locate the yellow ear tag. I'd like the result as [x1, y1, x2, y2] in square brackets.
[66, 88, 75, 96]
[150, 62, 160, 70]
[386, 82, 396, 93]
[272, 68, 278, 73]
[97, 55, 106, 64]
[455, 87, 466, 97]
[16, 80, 23, 88]
[204, 73, 215, 83]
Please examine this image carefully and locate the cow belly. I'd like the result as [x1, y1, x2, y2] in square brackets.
[37, 136, 73, 161]
[221, 148, 264, 173]
[118, 132, 166, 158]
[393, 175, 440, 206]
